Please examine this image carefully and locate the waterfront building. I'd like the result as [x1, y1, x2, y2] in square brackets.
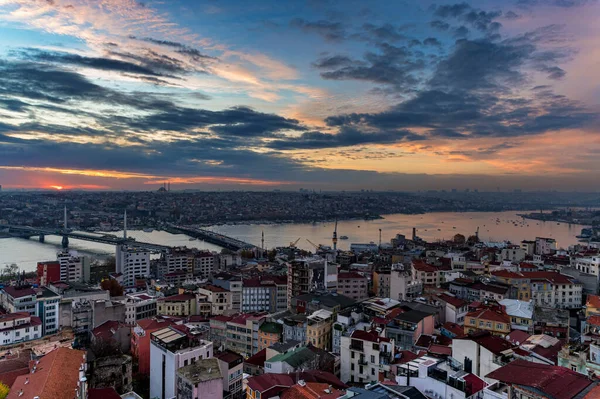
[116, 245, 151, 287]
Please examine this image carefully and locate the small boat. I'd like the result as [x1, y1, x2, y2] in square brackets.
[189, 237, 197, 241]
[340, 235, 349, 240]
[143, 228, 153, 233]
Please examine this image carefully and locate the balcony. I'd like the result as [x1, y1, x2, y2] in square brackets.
[358, 358, 369, 366]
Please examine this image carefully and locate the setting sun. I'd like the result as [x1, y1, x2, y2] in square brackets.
[50, 185, 64, 190]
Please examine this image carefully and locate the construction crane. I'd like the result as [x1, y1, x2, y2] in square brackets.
[306, 238, 321, 250]
[290, 237, 301, 248]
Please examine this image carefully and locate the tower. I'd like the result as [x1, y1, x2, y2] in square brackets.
[332, 220, 338, 251]
[261, 231, 264, 253]
[379, 228, 382, 248]
[124, 209, 128, 239]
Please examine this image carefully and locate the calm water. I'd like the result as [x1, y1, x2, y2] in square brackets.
[208, 211, 585, 252]
[0, 211, 587, 272]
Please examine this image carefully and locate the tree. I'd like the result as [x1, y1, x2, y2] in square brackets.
[101, 279, 124, 297]
[0, 382, 9, 399]
[453, 234, 466, 245]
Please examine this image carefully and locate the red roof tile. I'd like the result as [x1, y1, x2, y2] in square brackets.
[457, 331, 515, 355]
[486, 359, 593, 399]
[136, 316, 180, 332]
[587, 295, 600, 309]
[351, 329, 391, 343]
[466, 307, 510, 324]
[245, 348, 267, 367]
[506, 330, 531, 345]
[1, 286, 36, 299]
[437, 293, 466, 308]
[159, 293, 196, 302]
[441, 322, 466, 338]
[521, 271, 575, 285]
[7, 347, 86, 399]
[412, 260, 438, 273]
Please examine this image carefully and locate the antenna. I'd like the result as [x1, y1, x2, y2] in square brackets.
[124, 209, 127, 239]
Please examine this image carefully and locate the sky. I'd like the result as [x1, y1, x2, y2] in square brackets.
[0, 0, 598, 191]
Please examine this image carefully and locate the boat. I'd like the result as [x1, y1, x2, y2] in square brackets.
[189, 237, 197, 241]
[143, 227, 153, 233]
[340, 235, 349, 240]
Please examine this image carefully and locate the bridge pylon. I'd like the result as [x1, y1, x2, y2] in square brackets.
[62, 235, 69, 249]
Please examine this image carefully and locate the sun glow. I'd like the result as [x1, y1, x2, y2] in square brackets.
[50, 185, 64, 190]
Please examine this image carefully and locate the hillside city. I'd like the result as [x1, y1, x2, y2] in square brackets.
[1, 205, 600, 399]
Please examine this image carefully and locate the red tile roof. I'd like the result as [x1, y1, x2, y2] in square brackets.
[394, 350, 419, 364]
[281, 382, 344, 399]
[506, 330, 531, 345]
[521, 271, 575, 285]
[491, 270, 524, 279]
[247, 373, 295, 393]
[412, 260, 438, 273]
[159, 293, 196, 302]
[441, 322, 466, 338]
[486, 359, 593, 399]
[1, 286, 36, 299]
[338, 272, 367, 280]
[437, 293, 466, 308]
[7, 347, 86, 399]
[245, 348, 267, 367]
[588, 316, 600, 326]
[136, 316, 180, 332]
[428, 344, 452, 356]
[466, 307, 510, 324]
[457, 331, 515, 355]
[92, 320, 125, 341]
[587, 295, 600, 309]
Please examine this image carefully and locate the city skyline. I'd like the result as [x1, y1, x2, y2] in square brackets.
[0, 0, 599, 191]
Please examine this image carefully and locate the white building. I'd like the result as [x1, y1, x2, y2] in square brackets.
[573, 255, 600, 276]
[390, 267, 423, 301]
[0, 286, 60, 336]
[194, 252, 216, 278]
[123, 292, 157, 325]
[36, 287, 60, 335]
[149, 325, 213, 399]
[436, 293, 468, 325]
[340, 329, 395, 384]
[452, 332, 516, 383]
[498, 299, 534, 332]
[57, 250, 87, 282]
[197, 284, 232, 315]
[394, 355, 488, 399]
[524, 271, 583, 309]
[535, 237, 557, 255]
[0, 312, 42, 346]
[116, 245, 151, 287]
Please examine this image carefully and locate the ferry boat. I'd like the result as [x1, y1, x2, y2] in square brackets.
[340, 235, 349, 240]
[143, 227, 153, 233]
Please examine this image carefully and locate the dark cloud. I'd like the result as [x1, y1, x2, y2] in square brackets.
[353, 23, 408, 43]
[503, 11, 522, 19]
[453, 26, 470, 37]
[132, 36, 217, 62]
[109, 49, 192, 75]
[19, 48, 175, 78]
[312, 55, 356, 69]
[290, 18, 346, 42]
[267, 126, 421, 150]
[423, 37, 442, 47]
[314, 43, 427, 91]
[432, 3, 503, 36]
[430, 20, 450, 31]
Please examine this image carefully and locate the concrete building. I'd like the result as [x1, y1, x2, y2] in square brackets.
[535, 237, 557, 255]
[372, 270, 391, 298]
[57, 250, 88, 282]
[0, 312, 42, 346]
[453, 331, 516, 383]
[149, 325, 214, 399]
[337, 272, 368, 301]
[131, 316, 182, 376]
[386, 309, 435, 350]
[464, 304, 511, 337]
[340, 329, 395, 384]
[0, 285, 60, 336]
[197, 284, 232, 315]
[225, 313, 266, 357]
[157, 293, 198, 317]
[498, 299, 534, 332]
[258, 322, 283, 351]
[116, 245, 151, 287]
[194, 251, 217, 278]
[306, 309, 334, 351]
[390, 267, 423, 301]
[242, 276, 287, 313]
[163, 247, 195, 278]
[435, 293, 468, 325]
[36, 261, 61, 286]
[123, 292, 157, 325]
[287, 258, 327, 307]
[212, 273, 242, 313]
[176, 358, 223, 399]
[216, 350, 244, 399]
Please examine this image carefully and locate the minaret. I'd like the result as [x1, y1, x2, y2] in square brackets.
[379, 228, 382, 248]
[332, 219, 338, 251]
[261, 231, 264, 253]
[124, 209, 128, 239]
[63, 206, 68, 230]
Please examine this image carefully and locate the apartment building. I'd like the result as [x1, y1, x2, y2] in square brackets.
[306, 309, 333, 351]
[150, 325, 214, 399]
[287, 258, 327, 307]
[0, 312, 42, 346]
[197, 284, 232, 315]
[57, 250, 88, 282]
[123, 292, 157, 325]
[340, 329, 395, 384]
[212, 273, 242, 312]
[36, 261, 61, 286]
[194, 251, 217, 278]
[116, 245, 151, 287]
[157, 293, 198, 317]
[372, 270, 391, 298]
[176, 358, 223, 399]
[242, 275, 287, 313]
[216, 350, 244, 399]
[390, 267, 423, 301]
[337, 272, 368, 301]
[464, 304, 511, 337]
[225, 313, 266, 357]
[131, 316, 182, 376]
